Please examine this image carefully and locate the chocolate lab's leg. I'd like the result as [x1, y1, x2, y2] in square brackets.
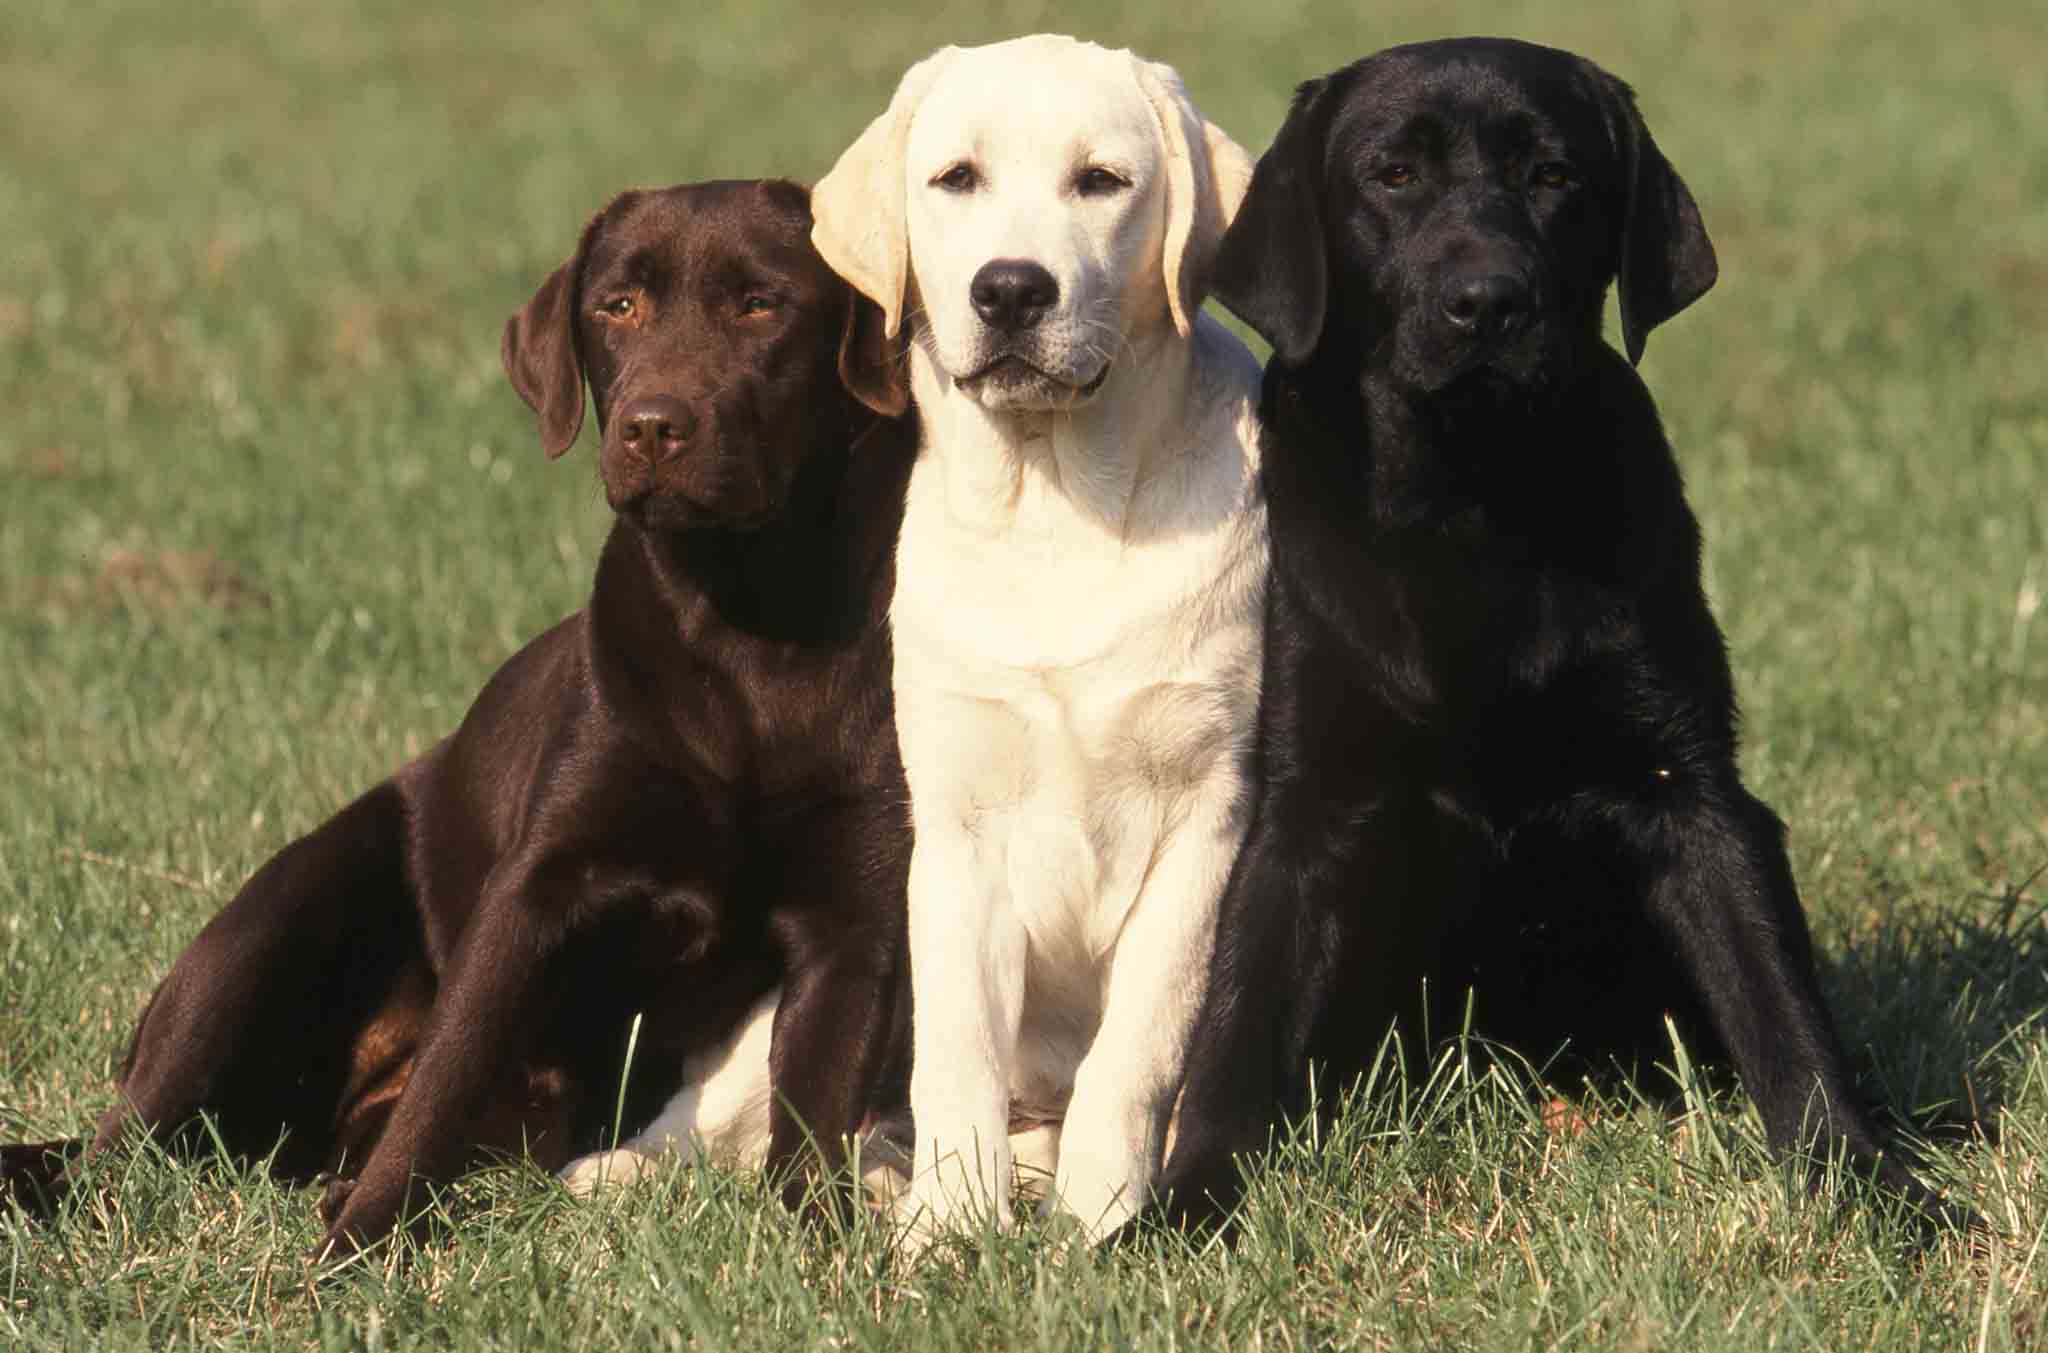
[92, 781, 416, 1182]
[316, 882, 553, 1256]
[316, 1057, 580, 1234]
[763, 941, 899, 1215]
[1634, 780, 1954, 1217]
[761, 808, 908, 1216]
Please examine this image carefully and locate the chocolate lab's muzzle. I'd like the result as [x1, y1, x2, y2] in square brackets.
[615, 394, 698, 467]
[602, 389, 769, 523]
[604, 393, 698, 511]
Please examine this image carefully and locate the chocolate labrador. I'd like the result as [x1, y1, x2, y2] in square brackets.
[2, 179, 916, 1256]
[1151, 39, 1964, 1232]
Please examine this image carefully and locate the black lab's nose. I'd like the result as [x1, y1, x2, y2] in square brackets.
[970, 260, 1059, 331]
[615, 395, 696, 462]
[1440, 272, 1531, 340]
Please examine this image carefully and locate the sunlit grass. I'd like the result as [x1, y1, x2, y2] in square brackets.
[2, 1, 2043, 1347]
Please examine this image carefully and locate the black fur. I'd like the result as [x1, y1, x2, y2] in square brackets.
[1153, 39, 1959, 1233]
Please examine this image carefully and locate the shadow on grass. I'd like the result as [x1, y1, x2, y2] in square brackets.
[1825, 865, 2048, 1142]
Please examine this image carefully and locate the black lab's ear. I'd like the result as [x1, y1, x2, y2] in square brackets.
[838, 287, 910, 417]
[1602, 74, 1718, 365]
[1208, 76, 1333, 366]
[503, 202, 618, 458]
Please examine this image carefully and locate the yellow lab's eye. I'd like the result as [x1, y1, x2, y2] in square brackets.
[1073, 166, 1129, 197]
[932, 163, 979, 193]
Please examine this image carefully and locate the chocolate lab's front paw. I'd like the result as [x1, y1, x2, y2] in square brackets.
[310, 1174, 433, 1265]
[1, 1138, 85, 1217]
[308, 1196, 378, 1268]
[315, 1173, 356, 1229]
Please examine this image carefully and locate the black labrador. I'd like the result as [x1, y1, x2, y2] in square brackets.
[1152, 39, 1961, 1231]
[1, 179, 916, 1256]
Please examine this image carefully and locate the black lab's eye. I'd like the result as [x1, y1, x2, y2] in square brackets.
[600, 295, 636, 319]
[1530, 161, 1576, 191]
[739, 294, 778, 316]
[1371, 164, 1416, 190]
[1073, 166, 1130, 197]
[933, 163, 979, 193]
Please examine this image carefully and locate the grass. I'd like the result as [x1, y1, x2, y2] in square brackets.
[2, 0, 2043, 1346]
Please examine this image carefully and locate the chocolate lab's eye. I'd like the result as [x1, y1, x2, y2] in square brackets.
[1530, 161, 1577, 191]
[1073, 166, 1130, 197]
[599, 296, 636, 320]
[1371, 164, 1417, 190]
[933, 163, 979, 194]
[739, 294, 779, 316]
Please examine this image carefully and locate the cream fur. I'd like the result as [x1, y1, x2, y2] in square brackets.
[556, 991, 779, 1196]
[813, 34, 1266, 1249]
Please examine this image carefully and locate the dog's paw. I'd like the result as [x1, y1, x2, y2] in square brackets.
[314, 1174, 360, 1230]
[1, 1139, 84, 1217]
[886, 1182, 1005, 1264]
[308, 1216, 371, 1268]
[557, 1148, 661, 1197]
[856, 1142, 914, 1210]
[1008, 1120, 1062, 1205]
[1041, 1179, 1143, 1245]
[1044, 1135, 1150, 1244]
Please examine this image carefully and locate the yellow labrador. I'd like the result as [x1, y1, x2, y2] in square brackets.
[813, 34, 1265, 1245]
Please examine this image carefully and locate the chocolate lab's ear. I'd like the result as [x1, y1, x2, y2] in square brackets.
[812, 48, 958, 339]
[1603, 74, 1718, 365]
[502, 256, 584, 457]
[502, 210, 602, 458]
[1208, 76, 1332, 365]
[839, 287, 910, 417]
[1137, 60, 1256, 339]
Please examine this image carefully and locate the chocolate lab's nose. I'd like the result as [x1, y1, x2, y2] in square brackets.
[1440, 272, 1531, 340]
[615, 395, 696, 463]
[970, 260, 1059, 331]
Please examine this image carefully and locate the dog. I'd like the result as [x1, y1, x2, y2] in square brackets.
[810, 34, 1265, 1244]
[0, 179, 918, 1256]
[1150, 38, 1961, 1232]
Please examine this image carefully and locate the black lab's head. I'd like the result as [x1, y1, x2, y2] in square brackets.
[1212, 39, 1716, 396]
[502, 180, 908, 531]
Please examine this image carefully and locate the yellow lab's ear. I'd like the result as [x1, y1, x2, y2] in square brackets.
[1137, 60, 1255, 338]
[812, 48, 957, 340]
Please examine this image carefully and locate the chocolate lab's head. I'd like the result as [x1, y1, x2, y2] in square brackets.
[502, 180, 908, 531]
[1211, 38, 1716, 395]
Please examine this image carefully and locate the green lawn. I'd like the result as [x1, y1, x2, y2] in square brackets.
[3, 0, 2043, 1347]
